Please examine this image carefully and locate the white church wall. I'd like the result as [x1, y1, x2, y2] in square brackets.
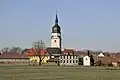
[51, 38, 61, 48]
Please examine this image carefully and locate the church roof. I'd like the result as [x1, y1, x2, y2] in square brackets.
[46, 47, 62, 56]
[26, 48, 48, 56]
[52, 12, 61, 33]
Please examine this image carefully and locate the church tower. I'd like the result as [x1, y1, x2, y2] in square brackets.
[51, 12, 61, 49]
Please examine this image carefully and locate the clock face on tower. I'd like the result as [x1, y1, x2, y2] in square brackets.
[54, 27, 57, 31]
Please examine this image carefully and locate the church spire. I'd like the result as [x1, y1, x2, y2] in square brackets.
[55, 11, 58, 24]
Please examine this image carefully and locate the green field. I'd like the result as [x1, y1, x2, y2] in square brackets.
[0, 65, 120, 80]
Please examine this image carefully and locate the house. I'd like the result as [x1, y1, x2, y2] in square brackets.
[97, 53, 105, 57]
[0, 52, 29, 65]
[63, 49, 74, 55]
[59, 55, 78, 66]
[58, 49, 78, 66]
[83, 56, 90, 66]
[26, 48, 50, 65]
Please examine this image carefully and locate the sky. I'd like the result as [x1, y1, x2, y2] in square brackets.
[0, 0, 120, 52]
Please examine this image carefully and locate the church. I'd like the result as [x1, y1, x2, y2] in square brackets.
[46, 13, 79, 66]
[47, 13, 62, 57]
[51, 13, 62, 49]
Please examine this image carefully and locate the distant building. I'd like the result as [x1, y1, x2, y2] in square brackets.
[63, 49, 74, 55]
[83, 56, 90, 66]
[26, 48, 50, 65]
[46, 47, 62, 65]
[0, 52, 29, 65]
[59, 55, 78, 66]
[46, 47, 62, 57]
[58, 49, 78, 65]
[97, 53, 105, 57]
[51, 12, 61, 49]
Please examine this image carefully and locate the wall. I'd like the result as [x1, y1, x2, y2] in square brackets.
[51, 33, 61, 48]
[0, 58, 29, 65]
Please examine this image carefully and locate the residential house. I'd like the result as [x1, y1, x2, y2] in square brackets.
[26, 48, 50, 65]
[63, 49, 74, 55]
[97, 53, 105, 57]
[58, 49, 79, 66]
[59, 55, 78, 66]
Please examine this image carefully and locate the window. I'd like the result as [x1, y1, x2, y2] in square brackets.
[61, 56, 62, 59]
[67, 56, 68, 59]
[70, 60, 71, 63]
[54, 27, 57, 31]
[64, 56, 65, 59]
[67, 60, 68, 63]
[76, 56, 78, 59]
[61, 60, 62, 63]
[76, 60, 78, 63]
[63, 60, 65, 63]
[86, 58, 87, 60]
[73, 60, 75, 63]
[54, 40, 56, 42]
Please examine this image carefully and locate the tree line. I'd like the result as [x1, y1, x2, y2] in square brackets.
[0, 46, 23, 53]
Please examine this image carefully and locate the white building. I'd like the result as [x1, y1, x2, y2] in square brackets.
[59, 55, 78, 66]
[83, 56, 90, 66]
[51, 13, 61, 49]
[97, 53, 105, 57]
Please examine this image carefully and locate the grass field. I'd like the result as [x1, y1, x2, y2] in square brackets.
[0, 65, 120, 80]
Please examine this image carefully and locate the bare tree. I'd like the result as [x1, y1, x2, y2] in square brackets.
[2, 47, 10, 52]
[32, 40, 46, 66]
[10, 47, 22, 53]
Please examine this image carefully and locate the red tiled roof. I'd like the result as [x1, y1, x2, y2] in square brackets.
[63, 49, 74, 53]
[0, 52, 28, 59]
[26, 48, 48, 56]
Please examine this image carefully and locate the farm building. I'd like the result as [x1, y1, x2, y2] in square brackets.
[0, 52, 29, 65]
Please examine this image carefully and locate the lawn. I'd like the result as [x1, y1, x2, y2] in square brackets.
[0, 65, 120, 80]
